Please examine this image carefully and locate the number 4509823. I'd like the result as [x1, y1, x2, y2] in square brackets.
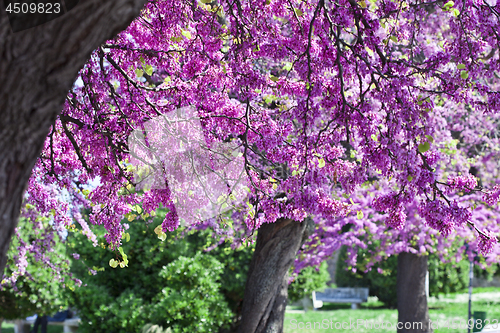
[5, 2, 61, 14]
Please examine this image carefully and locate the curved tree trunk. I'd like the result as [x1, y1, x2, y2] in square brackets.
[237, 217, 314, 333]
[0, 0, 148, 275]
[397, 253, 433, 333]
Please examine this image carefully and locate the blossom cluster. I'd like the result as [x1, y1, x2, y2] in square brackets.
[4, 0, 500, 283]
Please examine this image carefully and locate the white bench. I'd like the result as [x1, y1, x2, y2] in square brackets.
[9, 317, 80, 333]
[312, 287, 369, 310]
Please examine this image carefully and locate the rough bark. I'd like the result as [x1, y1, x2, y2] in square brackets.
[0, 0, 148, 275]
[237, 217, 314, 333]
[397, 253, 433, 333]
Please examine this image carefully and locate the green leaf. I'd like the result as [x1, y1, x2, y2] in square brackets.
[123, 233, 131, 242]
[407, 175, 413, 182]
[283, 62, 293, 71]
[371, 134, 378, 142]
[139, 56, 145, 64]
[443, 0, 454, 10]
[460, 71, 469, 79]
[457, 64, 466, 69]
[126, 213, 137, 222]
[418, 142, 431, 153]
[109, 259, 118, 268]
[390, 35, 398, 42]
[294, 8, 303, 16]
[270, 75, 279, 82]
[144, 65, 153, 76]
[200, 0, 212, 3]
[425, 135, 434, 143]
[135, 69, 143, 77]
[318, 158, 326, 168]
[357, 210, 364, 219]
[181, 30, 192, 39]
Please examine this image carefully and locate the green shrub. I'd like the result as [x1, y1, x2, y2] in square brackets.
[288, 262, 330, 302]
[428, 254, 469, 296]
[149, 254, 233, 332]
[67, 211, 233, 333]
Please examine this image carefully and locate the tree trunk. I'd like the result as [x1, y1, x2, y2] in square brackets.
[237, 217, 314, 333]
[0, 0, 148, 275]
[397, 253, 432, 333]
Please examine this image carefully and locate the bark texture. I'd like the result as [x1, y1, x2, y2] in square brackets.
[397, 253, 433, 333]
[237, 217, 314, 333]
[0, 0, 148, 275]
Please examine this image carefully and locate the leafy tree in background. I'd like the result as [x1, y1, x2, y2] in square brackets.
[0, 217, 71, 327]
[287, 262, 330, 303]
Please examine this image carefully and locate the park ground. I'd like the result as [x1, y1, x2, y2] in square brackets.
[284, 286, 500, 333]
[2, 287, 499, 333]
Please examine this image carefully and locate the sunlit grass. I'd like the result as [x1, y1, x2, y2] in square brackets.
[284, 287, 500, 333]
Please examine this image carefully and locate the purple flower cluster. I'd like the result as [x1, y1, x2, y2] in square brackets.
[6, 0, 500, 284]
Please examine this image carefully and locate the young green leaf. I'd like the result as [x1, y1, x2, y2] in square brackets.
[109, 259, 118, 268]
[144, 65, 153, 76]
[318, 158, 326, 168]
[418, 142, 431, 153]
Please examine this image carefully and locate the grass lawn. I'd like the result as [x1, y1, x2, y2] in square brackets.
[284, 287, 500, 333]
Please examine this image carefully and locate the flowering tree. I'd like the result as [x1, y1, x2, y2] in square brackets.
[0, 0, 148, 275]
[2, 0, 500, 332]
[298, 101, 500, 331]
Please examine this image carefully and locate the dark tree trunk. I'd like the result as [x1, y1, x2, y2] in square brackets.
[237, 217, 314, 333]
[0, 0, 148, 275]
[397, 253, 432, 333]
